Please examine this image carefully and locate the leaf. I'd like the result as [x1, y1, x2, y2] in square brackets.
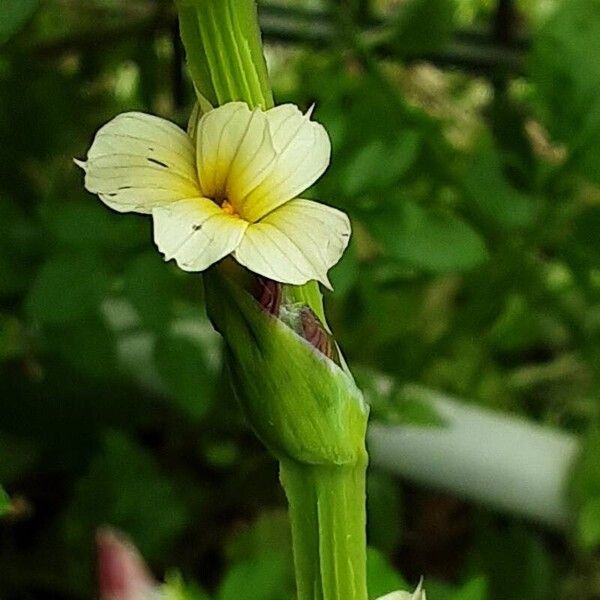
[463, 149, 537, 230]
[576, 497, 600, 551]
[342, 134, 420, 197]
[328, 239, 359, 296]
[66, 431, 189, 562]
[26, 254, 110, 325]
[226, 509, 292, 563]
[217, 554, 289, 600]
[569, 428, 600, 507]
[569, 427, 600, 551]
[451, 577, 488, 600]
[529, 0, 600, 182]
[392, 386, 446, 426]
[163, 572, 211, 600]
[124, 252, 176, 331]
[154, 331, 214, 420]
[365, 199, 488, 272]
[354, 366, 445, 427]
[44, 201, 147, 251]
[0, 0, 38, 44]
[0, 486, 10, 517]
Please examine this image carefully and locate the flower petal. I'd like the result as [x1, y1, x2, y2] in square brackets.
[153, 198, 248, 272]
[235, 104, 331, 222]
[196, 102, 275, 202]
[377, 580, 426, 600]
[234, 198, 350, 287]
[77, 112, 199, 214]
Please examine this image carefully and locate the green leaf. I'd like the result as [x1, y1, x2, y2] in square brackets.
[26, 254, 110, 325]
[342, 134, 420, 197]
[569, 428, 600, 508]
[463, 149, 537, 230]
[569, 427, 600, 551]
[163, 572, 211, 600]
[154, 331, 214, 420]
[226, 509, 292, 564]
[529, 0, 600, 182]
[576, 497, 600, 551]
[366, 547, 407, 599]
[44, 201, 146, 251]
[328, 239, 359, 296]
[354, 367, 444, 427]
[66, 431, 189, 562]
[0, 486, 10, 517]
[124, 252, 176, 331]
[365, 199, 488, 272]
[451, 577, 488, 600]
[0, 0, 38, 44]
[217, 554, 289, 600]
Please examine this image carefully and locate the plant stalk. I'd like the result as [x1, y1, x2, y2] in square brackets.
[280, 457, 368, 600]
[175, 2, 369, 598]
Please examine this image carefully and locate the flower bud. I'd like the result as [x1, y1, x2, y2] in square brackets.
[204, 267, 368, 466]
[97, 528, 160, 600]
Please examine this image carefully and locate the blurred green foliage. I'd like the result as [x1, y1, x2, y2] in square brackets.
[1, 0, 600, 598]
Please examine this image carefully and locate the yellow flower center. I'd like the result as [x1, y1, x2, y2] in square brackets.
[220, 199, 240, 218]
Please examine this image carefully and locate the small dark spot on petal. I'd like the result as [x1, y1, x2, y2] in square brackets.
[192, 224, 202, 231]
[147, 157, 168, 168]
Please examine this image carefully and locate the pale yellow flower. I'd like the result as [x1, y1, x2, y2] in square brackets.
[76, 102, 350, 288]
[377, 580, 427, 600]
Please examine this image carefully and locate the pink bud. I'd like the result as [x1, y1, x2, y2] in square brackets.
[96, 527, 158, 600]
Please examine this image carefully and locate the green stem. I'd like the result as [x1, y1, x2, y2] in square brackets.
[175, 3, 366, 598]
[280, 458, 369, 600]
[176, 0, 273, 109]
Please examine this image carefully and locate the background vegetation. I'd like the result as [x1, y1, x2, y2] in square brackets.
[1, 0, 600, 598]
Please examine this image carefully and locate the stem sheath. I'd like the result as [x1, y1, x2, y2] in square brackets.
[280, 458, 369, 600]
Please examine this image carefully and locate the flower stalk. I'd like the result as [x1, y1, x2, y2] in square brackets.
[175, 2, 369, 599]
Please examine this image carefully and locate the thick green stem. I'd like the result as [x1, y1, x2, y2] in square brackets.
[280, 457, 369, 600]
[176, 0, 273, 109]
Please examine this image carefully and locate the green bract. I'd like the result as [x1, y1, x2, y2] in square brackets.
[204, 267, 368, 466]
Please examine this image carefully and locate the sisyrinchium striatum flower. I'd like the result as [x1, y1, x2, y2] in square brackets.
[76, 102, 350, 288]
